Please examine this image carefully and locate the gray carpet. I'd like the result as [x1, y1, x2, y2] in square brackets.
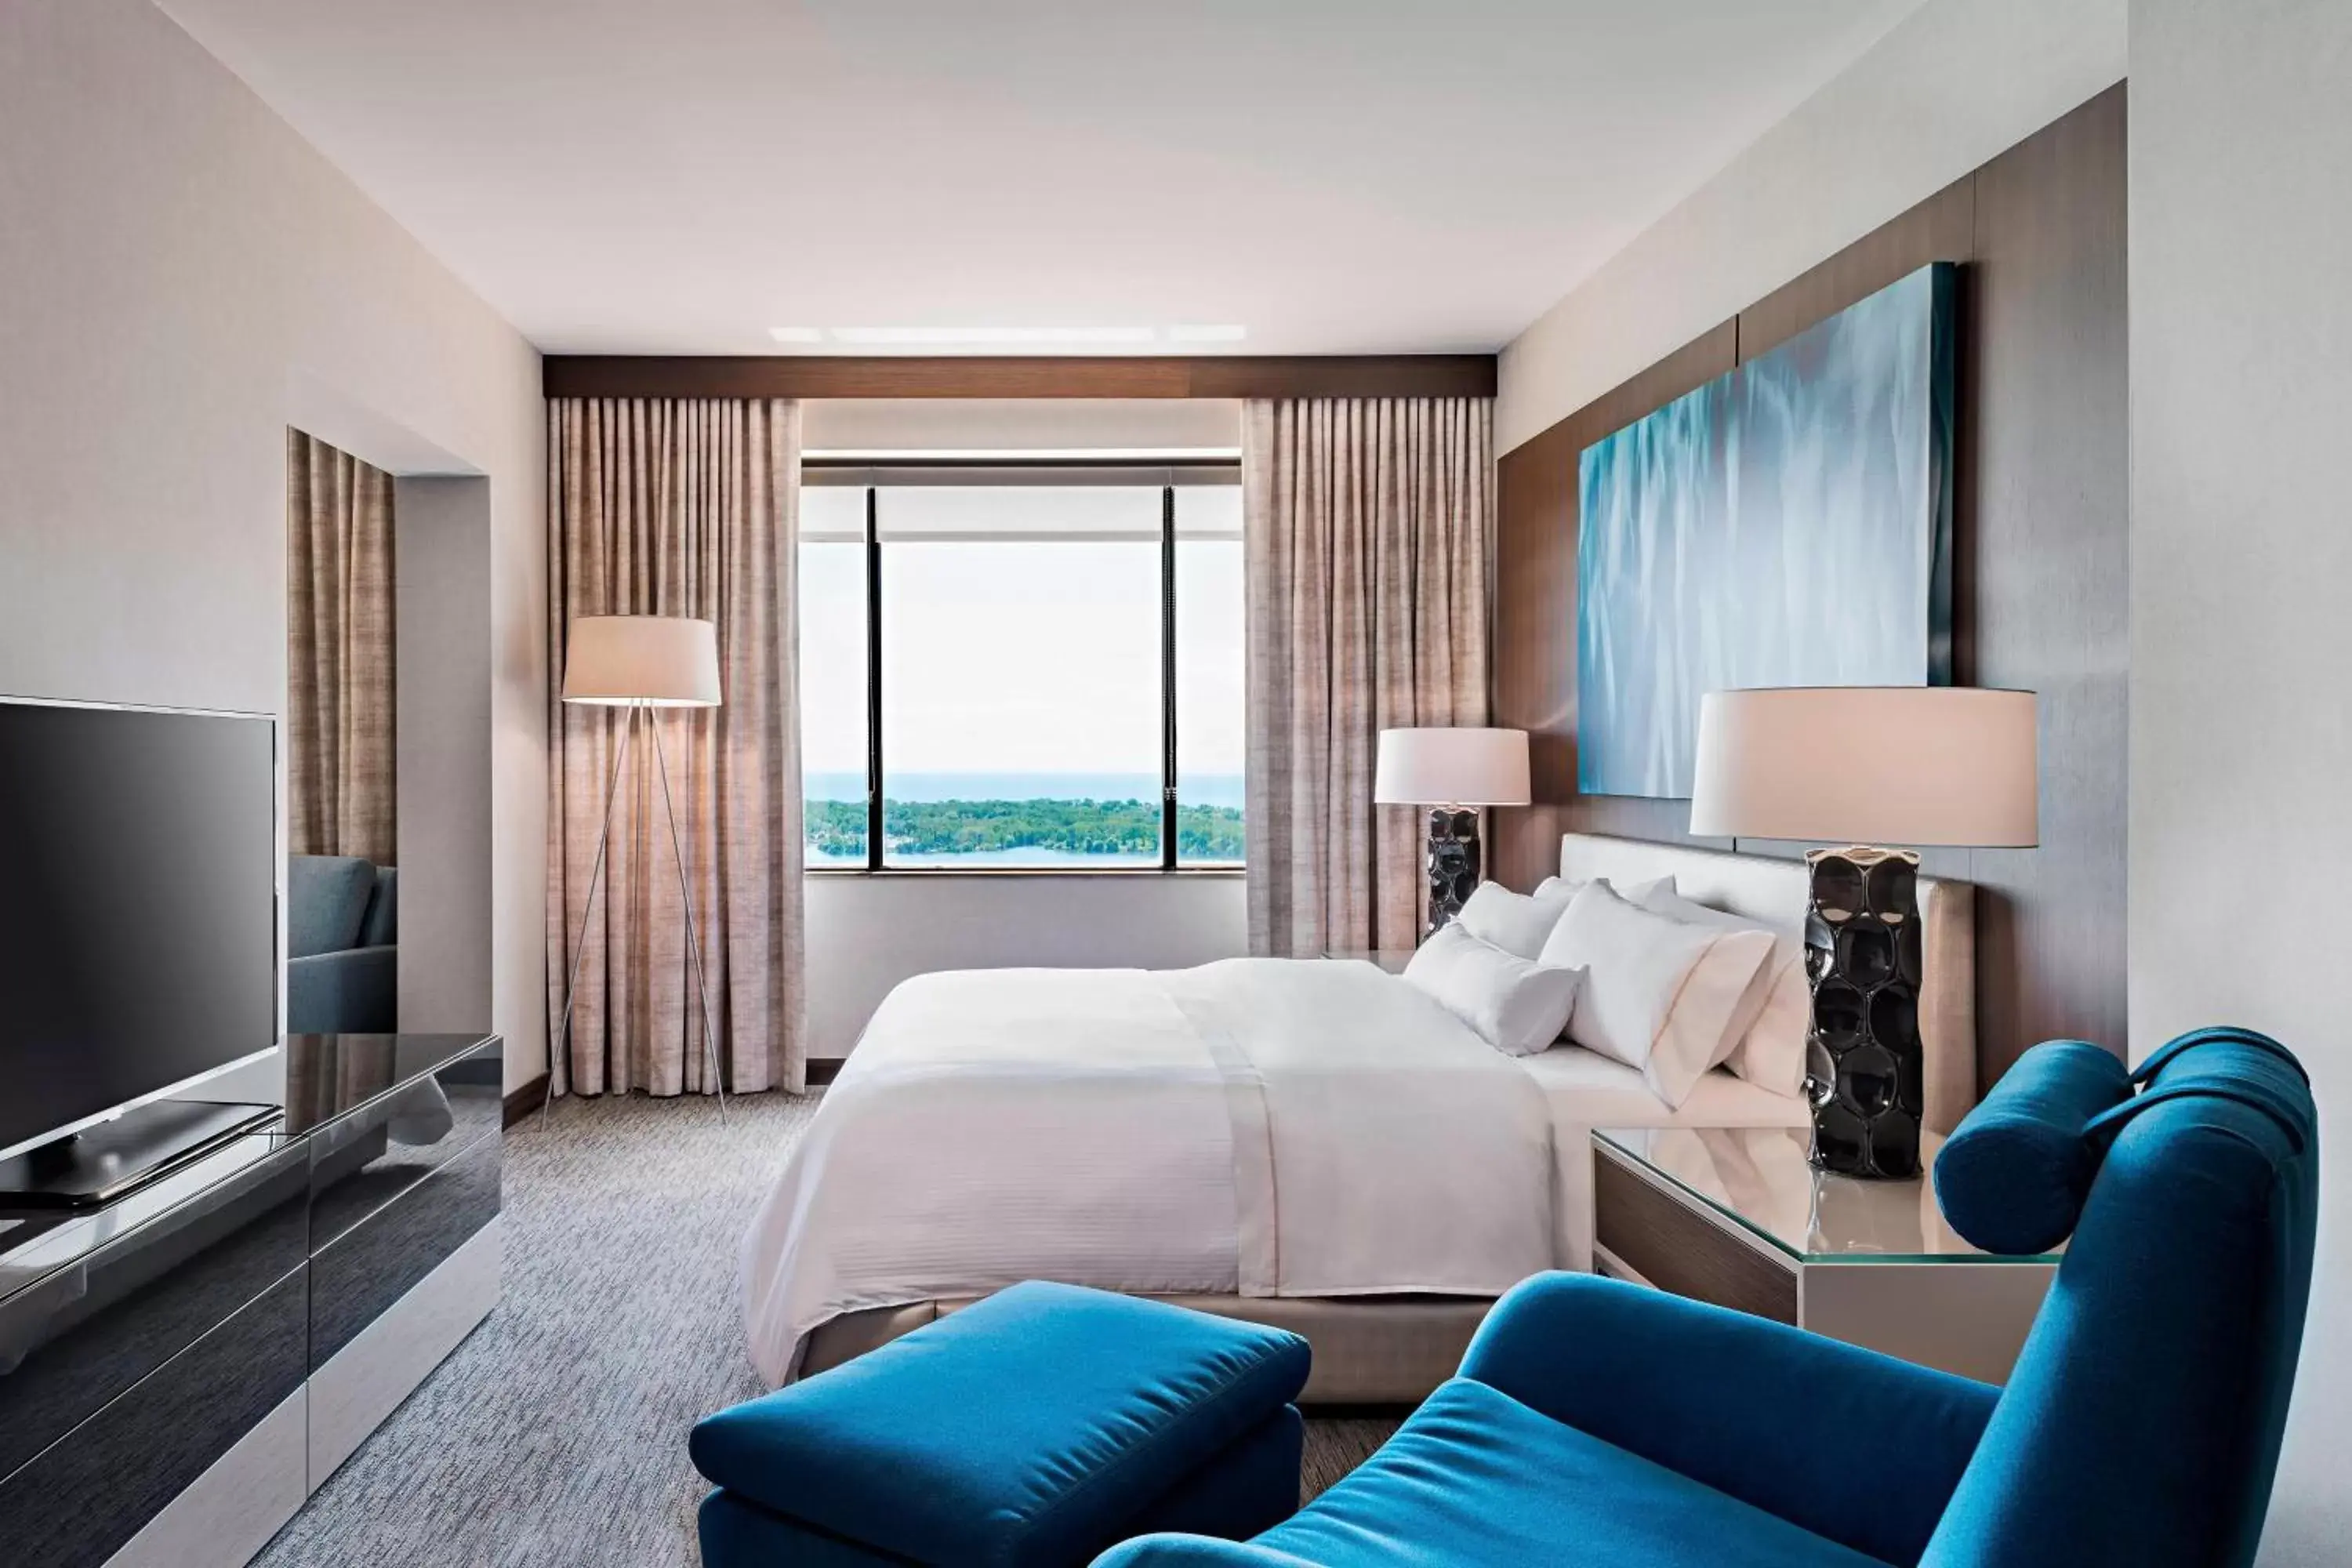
[256, 1091, 1397, 1567]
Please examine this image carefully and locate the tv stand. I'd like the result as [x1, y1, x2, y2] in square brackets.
[0, 1100, 278, 1210]
[0, 1033, 503, 1568]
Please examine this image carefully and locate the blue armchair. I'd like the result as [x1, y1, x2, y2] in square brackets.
[1098, 1028, 2318, 1568]
[287, 853, 397, 1033]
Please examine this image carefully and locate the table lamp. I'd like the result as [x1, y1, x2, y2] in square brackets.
[550, 615, 727, 1120]
[1373, 728, 1531, 937]
[1690, 687, 2037, 1178]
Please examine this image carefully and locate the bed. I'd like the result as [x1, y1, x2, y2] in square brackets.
[742, 833, 1976, 1403]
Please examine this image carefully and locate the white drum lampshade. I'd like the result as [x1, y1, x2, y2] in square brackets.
[561, 616, 722, 708]
[1688, 688, 2038, 847]
[1373, 728, 1532, 808]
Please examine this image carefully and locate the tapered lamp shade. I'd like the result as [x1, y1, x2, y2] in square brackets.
[1373, 728, 1531, 808]
[561, 616, 723, 707]
[1689, 688, 2038, 846]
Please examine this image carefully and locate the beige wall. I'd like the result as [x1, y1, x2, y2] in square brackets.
[804, 875, 1247, 1058]
[0, 0, 546, 1086]
[1496, 0, 2127, 454]
[394, 477, 496, 1036]
[2129, 2, 2352, 1559]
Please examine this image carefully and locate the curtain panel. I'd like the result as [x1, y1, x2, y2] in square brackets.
[546, 397, 805, 1098]
[1243, 396, 1494, 956]
[286, 429, 397, 866]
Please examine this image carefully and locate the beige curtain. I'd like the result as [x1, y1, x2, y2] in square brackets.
[546, 398, 804, 1098]
[1243, 397, 1494, 955]
[286, 429, 397, 866]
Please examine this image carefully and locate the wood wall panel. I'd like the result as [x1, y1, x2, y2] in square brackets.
[1491, 85, 2129, 1086]
[1492, 323, 1736, 885]
[1737, 175, 1976, 361]
[1962, 86, 2130, 1058]
[542, 354, 1496, 401]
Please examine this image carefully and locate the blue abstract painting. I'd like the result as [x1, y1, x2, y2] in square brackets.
[1576, 262, 1955, 799]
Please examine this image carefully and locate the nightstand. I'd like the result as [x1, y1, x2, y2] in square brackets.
[1592, 1124, 2059, 1384]
[1319, 949, 1417, 975]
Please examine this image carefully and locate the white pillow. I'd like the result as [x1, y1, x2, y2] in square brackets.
[1454, 880, 1579, 960]
[1532, 873, 1672, 906]
[1538, 880, 1777, 1107]
[1635, 885, 1810, 1099]
[1456, 874, 1675, 960]
[1402, 924, 1584, 1058]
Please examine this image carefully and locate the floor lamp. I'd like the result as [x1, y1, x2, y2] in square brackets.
[548, 615, 728, 1122]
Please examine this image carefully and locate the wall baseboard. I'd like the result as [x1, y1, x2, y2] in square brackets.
[507, 1067, 836, 1109]
[501, 1074, 549, 1127]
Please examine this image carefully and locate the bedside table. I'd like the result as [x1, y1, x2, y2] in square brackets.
[1592, 1125, 2059, 1385]
[1319, 948, 1417, 975]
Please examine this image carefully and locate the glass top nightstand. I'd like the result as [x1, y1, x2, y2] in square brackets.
[1592, 1124, 2060, 1383]
[1320, 949, 1417, 975]
[1595, 1124, 2063, 1266]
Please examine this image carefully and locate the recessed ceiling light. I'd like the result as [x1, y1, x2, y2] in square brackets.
[1167, 325, 1248, 343]
[827, 326, 1158, 347]
[768, 326, 824, 343]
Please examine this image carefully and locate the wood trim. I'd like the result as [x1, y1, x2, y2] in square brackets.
[542, 354, 1497, 401]
[500, 1074, 548, 1127]
[1593, 1142, 1798, 1326]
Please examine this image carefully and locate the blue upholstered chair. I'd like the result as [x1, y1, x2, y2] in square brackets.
[287, 853, 397, 1033]
[1098, 1027, 2318, 1568]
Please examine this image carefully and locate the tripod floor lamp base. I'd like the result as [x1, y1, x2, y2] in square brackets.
[547, 615, 729, 1124]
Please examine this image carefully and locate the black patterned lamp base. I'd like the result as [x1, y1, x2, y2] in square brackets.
[1803, 846, 1926, 1179]
[1424, 808, 1482, 938]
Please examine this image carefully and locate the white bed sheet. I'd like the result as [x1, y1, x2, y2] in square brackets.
[1517, 1047, 1810, 1270]
[739, 959, 1555, 1385]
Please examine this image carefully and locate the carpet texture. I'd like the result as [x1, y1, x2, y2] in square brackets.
[255, 1092, 1399, 1566]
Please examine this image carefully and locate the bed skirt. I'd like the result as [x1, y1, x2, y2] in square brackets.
[801, 1293, 1497, 1406]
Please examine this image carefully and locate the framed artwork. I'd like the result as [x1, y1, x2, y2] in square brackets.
[1577, 261, 1956, 799]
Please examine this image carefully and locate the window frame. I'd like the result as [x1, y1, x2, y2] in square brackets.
[802, 457, 1243, 875]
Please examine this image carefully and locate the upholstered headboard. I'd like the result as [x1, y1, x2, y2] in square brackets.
[1559, 833, 1979, 1135]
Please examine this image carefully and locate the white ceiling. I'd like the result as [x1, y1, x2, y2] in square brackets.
[159, 0, 1922, 356]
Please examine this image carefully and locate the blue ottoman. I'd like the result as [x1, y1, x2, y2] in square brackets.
[691, 1282, 1309, 1566]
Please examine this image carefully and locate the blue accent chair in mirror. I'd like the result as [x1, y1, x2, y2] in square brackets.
[287, 853, 397, 1033]
[1095, 1026, 2318, 1568]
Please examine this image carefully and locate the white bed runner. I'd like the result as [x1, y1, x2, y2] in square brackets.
[1161, 960, 1555, 1299]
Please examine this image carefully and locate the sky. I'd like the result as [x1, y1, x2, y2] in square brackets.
[799, 485, 1243, 779]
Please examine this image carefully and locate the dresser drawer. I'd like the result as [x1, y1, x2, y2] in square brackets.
[0, 1268, 307, 1567]
[0, 1138, 308, 1481]
[1594, 1142, 1798, 1326]
[309, 1130, 499, 1370]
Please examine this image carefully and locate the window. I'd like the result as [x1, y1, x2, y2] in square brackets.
[798, 465, 1244, 870]
[798, 486, 869, 866]
[1173, 486, 1245, 866]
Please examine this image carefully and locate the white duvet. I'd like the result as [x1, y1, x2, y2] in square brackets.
[740, 957, 1556, 1385]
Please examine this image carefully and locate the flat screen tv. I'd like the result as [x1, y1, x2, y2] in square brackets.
[0, 697, 278, 1167]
